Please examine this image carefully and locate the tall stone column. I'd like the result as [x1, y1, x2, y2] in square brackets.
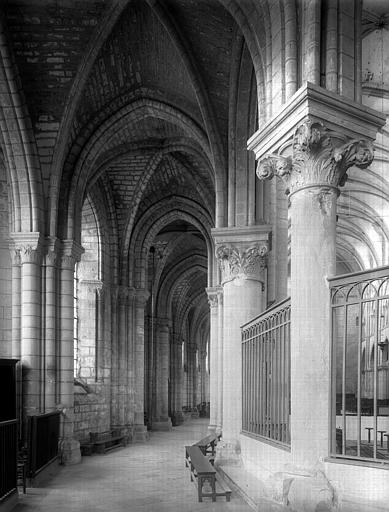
[248, 85, 385, 510]
[59, 240, 83, 464]
[187, 343, 197, 410]
[207, 287, 219, 432]
[96, 284, 105, 384]
[10, 247, 22, 425]
[153, 317, 172, 430]
[133, 288, 149, 441]
[110, 286, 119, 429]
[257, 120, 375, 469]
[170, 333, 184, 425]
[10, 248, 21, 361]
[212, 227, 270, 465]
[10, 233, 44, 428]
[43, 239, 59, 411]
[117, 285, 129, 429]
[216, 288, 223, 433]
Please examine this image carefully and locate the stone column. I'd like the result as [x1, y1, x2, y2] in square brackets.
[43, 239, 59, 411]
[216, 288, 223, 433]
[186, 343, 197, 410]
[10, 248, 21, 361]
[96, 284, 105, 383]
[257, 120, 375, 469]
[10, 234, 44, 426]
[10, 247, 22, 425]
[212, 226, 270, 465]
[58, 240, 83, 464]
[153, 317, 172, 430]
[117, 285, 129, 429]
[110, 286, 119, 429]
[170, 333, 184, 425]
[206, 287, 219, 432]
[133, 288, 149, 441]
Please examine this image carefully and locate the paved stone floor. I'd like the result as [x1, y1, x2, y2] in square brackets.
[14, 419, 254, 512]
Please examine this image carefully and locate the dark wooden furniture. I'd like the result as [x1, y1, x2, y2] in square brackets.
[383, 433, 389, 452]
[193, 432, 221, 460]
[89, 430, 125, 454]
[377, 430, 386, 447]
[365, 427, 373, 443]
[0, 359, 19, 504]
[185, 445, 231, 502]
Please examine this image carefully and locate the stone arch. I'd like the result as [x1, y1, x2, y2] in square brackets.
[48, 2, 128, 230]
[157, 257, 208, 320]
[127, 197, 213, 289]
[120, 144, 214, 257]
[0, 20, 43, 233]
[60, 99, 214, 242]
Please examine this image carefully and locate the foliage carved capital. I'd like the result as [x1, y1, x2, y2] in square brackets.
[256, 120, 374, 195]
[215, 242, 268, 284]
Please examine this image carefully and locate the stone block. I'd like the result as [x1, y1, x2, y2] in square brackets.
[287, 472, 336, 512]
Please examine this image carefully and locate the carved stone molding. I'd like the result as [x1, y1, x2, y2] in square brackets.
[80, 279, 104, 295]
[118, 285, 130, 303]
[217, 288, 223, 306]
[215, 242, 268, 284]
[61, 239, 84, 269]
[206, 286, 220, 308]
[45, 250, 58, 267]
[60, 254, 77, 270]
[10, 232, 43, 265]
[10, 248, 21, 266]
[134, 288, 150, 307]
[156, 317, 170, 331]
[257, 120, 374, 196]
[19, 244, 43, 265]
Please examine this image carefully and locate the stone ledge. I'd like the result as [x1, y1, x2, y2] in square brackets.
[217, 464, 287, 512]
[248, 81, 386, 161]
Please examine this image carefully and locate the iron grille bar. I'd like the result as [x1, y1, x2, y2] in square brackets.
[242, 298, 291, 447]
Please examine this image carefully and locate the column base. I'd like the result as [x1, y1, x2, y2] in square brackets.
[214, 438, 242, 467]
[133, 424, 149, 442]
[60, 438, 81, 465]
[152, 418, 173, 431]
[171, 411, 184, 426]
[208, 423, 217, 432]
[286, 471, 336, 512]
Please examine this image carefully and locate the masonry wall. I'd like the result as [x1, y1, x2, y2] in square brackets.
[0, 162, 11, 358]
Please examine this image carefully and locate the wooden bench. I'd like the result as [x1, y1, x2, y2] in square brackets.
[185, 445, 231, 502]
[89, 430, 125, 454]
[193, 433, 220, 459]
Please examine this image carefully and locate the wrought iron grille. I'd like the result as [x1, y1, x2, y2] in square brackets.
[329, 266, 389, 464]
[28, 411, 60, 478]
[242, 298, 291, 446]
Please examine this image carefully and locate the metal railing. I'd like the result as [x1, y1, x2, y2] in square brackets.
[28, 411, 60, 478]
[329, 265, 389, 464]
[242, 298, 291, 447]
[0, 419, 17, 502]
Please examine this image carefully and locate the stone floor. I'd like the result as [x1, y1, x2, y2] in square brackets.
[13, 419, 255, 512]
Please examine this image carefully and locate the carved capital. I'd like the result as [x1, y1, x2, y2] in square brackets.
[215, 242, 268, 284]
[19, 244, 42, 265]
[134, 288, 150, 307]
[206, 287, 220, 309]
[257, 120, 374, 195]
[118, 285, 129, 303]
[10, 248, 21, 266]
[45, 250, 58, 267]
[80, 279, 104, 295]
[60, 254, 77, 270]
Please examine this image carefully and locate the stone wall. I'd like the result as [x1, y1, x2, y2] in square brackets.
[73, 387, 110, 441]
[0, 162, 11, 358]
